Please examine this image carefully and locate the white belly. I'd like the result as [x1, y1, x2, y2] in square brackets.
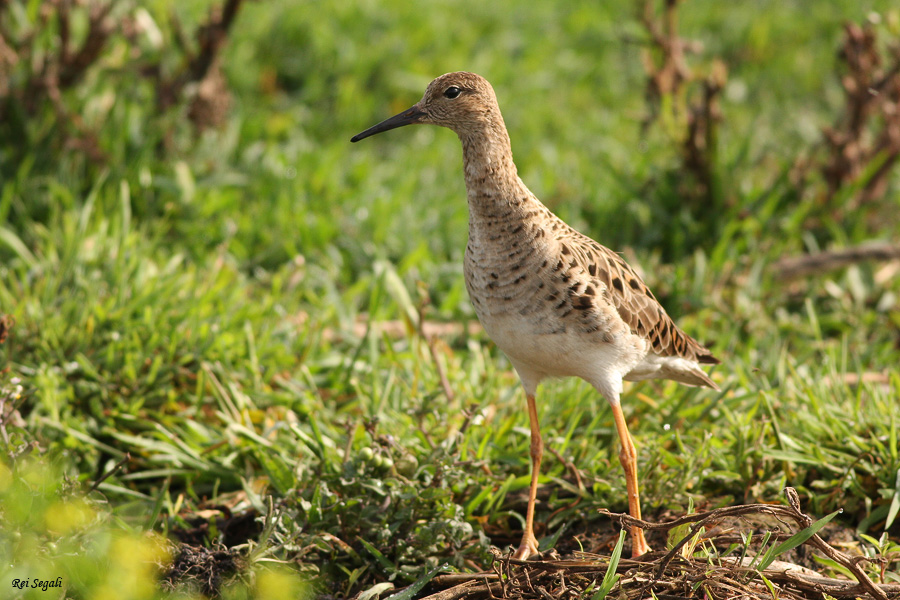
[476, 308, 647, 399]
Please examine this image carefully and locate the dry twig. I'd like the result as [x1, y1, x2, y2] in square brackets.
[773, 241, 900, 280]
[398, 488, 900, 600]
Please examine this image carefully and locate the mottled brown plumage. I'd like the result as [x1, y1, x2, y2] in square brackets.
[352, 72, 719, 560]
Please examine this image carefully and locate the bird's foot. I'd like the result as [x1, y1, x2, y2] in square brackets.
[512, 532, 540, 560]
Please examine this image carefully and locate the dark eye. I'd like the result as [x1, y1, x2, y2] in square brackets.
[443, 86, 461, 99]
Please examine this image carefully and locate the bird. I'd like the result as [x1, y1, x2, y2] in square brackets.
[351, 72, 719, 560]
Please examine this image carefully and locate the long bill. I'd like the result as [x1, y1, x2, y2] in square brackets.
[350, 105, 426, 142]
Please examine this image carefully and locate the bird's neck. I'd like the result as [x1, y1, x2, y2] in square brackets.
[457, 123, 535, 225]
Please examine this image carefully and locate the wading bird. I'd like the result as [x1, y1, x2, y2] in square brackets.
[351, 72, 719, 559]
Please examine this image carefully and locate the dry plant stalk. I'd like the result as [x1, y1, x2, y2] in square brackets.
[151, 0, 245, 130]
[0, 0, 116, 161]
[8, 0, 117, 113]
[640, 0, 692, 122]
[0, 314, 11, 346]
[639, 0, 727, 204]
[821, 21, 900, 208]
[0, 0, 246, 163]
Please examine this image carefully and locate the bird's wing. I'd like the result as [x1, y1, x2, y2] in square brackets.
[563, 229, 719, 365]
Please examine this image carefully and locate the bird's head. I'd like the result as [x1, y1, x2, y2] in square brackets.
[351, 72, 501, 142]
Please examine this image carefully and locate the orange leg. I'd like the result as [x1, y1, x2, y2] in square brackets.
[610, 403, 650, 557]
[512, 394, 542, 559]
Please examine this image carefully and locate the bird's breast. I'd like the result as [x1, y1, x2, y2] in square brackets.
[464, 237, 582, 365]
[462, 224, 648, 382]
[463, 235, 550, 324]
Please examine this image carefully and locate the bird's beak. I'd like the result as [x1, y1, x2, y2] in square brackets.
[350, 105, 427, 142]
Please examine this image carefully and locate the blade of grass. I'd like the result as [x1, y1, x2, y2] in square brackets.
[886, 468, 900, 529]
[383, 563, 451, 600]
[592, 529, 625, 600]
[756, 509, 842, 572]
[358, 537, 397, 574]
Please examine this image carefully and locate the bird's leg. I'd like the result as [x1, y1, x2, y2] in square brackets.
[610, 402, 650, 558]
[513, 394, 542, 560]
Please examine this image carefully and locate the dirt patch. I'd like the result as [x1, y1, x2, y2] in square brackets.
[162, 544, 241, 597]
[162, 502, 261, 596]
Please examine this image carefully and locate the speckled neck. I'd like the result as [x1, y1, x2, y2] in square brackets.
[457, 120, 536, 228]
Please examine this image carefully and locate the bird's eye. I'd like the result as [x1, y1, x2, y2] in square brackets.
[443, 86, 461, 99]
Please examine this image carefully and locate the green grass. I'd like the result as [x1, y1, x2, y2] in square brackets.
[2, 0, 900, 597]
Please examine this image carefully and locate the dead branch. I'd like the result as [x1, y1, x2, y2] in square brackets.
[404, 488, 900, 600]
[602, 487, 892, 600]
[772, 241, 900, 280]
[784, 487, 888, 600]
[300, 314, 483, 344]
[823, 371, 892, 387]
[421, 553, 900, 600]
